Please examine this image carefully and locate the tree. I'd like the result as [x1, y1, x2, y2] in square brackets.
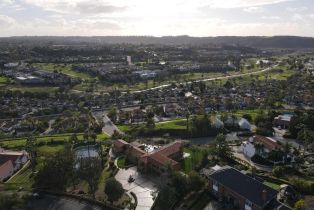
[104, 178, 125, 203]
[272, 166, 285, 177]
[153, 186, 176, 210]
[69, 133, 78, 144]
[171, 171, 188, 197]
[79, 157, 102, 199]
[25, 136, 37, 172]
[107, 107, 118, 123]
[188, 171, 205, 192]
[215, 133, 232, 158]
[294, 199, 305, 210]
[34, 145, 76, 191]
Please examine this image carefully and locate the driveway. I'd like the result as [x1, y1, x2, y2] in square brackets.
[93, 111, 122, 136]
[115, 167, 159, 210]
[28, 194, 101, 210]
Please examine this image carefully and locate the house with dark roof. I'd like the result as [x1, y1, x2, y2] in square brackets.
[112, 140, 183, 174]
[201, 165, 278, 210]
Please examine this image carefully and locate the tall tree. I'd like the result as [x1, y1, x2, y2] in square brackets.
[104, 178, 125, 203]
[215, 133, 232, 158]
[25, 136, 37, 172]
[79, 157, 102, 199]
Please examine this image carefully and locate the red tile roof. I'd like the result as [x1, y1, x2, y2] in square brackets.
[254, 135, 281, 151]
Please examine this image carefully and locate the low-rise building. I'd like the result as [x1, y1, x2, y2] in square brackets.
[241, 135, 282, 158]
[201, 165, 278, 210]
[0, 148, 28, 181]
[112, 140, 183, 174]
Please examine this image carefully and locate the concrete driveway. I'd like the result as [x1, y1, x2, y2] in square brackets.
[115, 167, 159, 210]
[28, 194, 101, 210]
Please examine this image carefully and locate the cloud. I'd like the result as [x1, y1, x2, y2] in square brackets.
[24, 0, 126, 15]
[286, 6, 308, 12]
[0, 15, 16, 28]
[202, 0, 293, 9]
[243, 6, 264, 13]
[291, 13, 303, 21]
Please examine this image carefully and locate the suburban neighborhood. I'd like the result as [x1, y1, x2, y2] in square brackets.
[0, 35, 313, 210]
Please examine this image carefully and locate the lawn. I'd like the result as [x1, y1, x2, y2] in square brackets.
[117, 156, 126, 168]
[263, 181, 281, 190]
[96, 133, 110, 140]
[6, 162, 34, 190]
[9, 86, 59, 93]
[0, 76, 11, 86]
[155, 119, 187, 130]
[117, 125, 132, 133]
[182, 147, 209, 173]
[0, 132, 110, 151]
[33, 63, 94, 80]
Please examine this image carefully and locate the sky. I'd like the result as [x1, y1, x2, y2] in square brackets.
[0, 0, 314, 37]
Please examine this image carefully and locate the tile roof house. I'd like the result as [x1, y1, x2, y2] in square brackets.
[112, 140, 183, 174]
[201, 165, 278, 210]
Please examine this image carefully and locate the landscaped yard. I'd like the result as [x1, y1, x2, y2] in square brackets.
[182, 147, 212, 173]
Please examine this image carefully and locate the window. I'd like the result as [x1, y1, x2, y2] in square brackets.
[244, 200, 252, 210]
[213, 181, 219, 192]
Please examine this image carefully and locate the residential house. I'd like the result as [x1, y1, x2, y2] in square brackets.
[201, 165, 278, 210]
[112, 140, 183, 174]
[241, 135, 282, 158]
[273, 114, 293, 129]
[0, 148, 28, 181]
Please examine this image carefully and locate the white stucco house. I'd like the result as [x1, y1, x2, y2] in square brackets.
[240, 136, 282, 159]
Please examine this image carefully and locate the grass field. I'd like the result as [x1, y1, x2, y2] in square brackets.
[155, 119, 187, 130]
[5, 162, 34, 190]
[0, 132, 109, 150]
[9, 86, 59, 93]
[33, 63, 94, 80]
[117, 125, 132, 133]
[182, 147, 209, 173]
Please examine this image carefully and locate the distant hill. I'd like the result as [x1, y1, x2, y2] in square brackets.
[1, 36, 314, 48]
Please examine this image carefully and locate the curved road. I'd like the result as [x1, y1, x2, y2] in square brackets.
[132, 65, 276, 93]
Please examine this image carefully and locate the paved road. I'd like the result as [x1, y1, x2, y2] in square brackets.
[132, 66, 276, 93]
[28, 194, 102, 210]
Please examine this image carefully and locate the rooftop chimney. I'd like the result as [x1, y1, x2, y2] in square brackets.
[262, 189, 267, 202]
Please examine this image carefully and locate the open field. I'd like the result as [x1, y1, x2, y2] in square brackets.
[0, 132, 109, 150]
[155, 119, 187, 130]
[8, 85, 60, 93]
[33, 63, 94, 80]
